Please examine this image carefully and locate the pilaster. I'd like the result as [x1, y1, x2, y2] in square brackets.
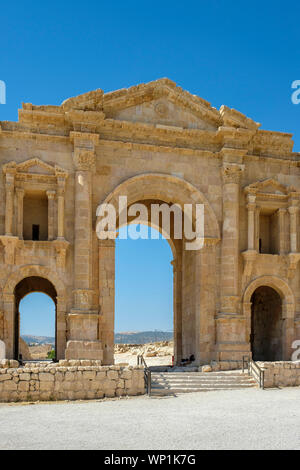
[220, 148, 245, 315]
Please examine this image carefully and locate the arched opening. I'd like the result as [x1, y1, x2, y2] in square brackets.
[14, 277, 57, 361]
[114, 224, 174, 366]
[98, 173, 220, 366]
[251, 286, 283, 361]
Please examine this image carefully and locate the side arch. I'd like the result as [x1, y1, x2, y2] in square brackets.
[243, 276, 295, 361]
[3, 265, 66, 298]
[243, 275, 295, 307]
[2, 265, 67, 360]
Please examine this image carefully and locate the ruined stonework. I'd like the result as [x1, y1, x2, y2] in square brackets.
[0, 361, 145, 402]
[0, 78, 299, 365]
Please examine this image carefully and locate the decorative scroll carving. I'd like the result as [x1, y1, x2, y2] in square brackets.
[222, 163, 245, 184]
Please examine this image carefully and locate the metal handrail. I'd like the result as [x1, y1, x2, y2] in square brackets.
[242, 355, 265, 389]
[137, 355, 152, 396]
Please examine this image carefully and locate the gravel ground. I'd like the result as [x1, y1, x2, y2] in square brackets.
[0, 387, 299, 450]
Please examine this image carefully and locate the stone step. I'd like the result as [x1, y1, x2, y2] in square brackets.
[152, 381, 256, 388]
[151, 371, 248, 377]
[152, 376, 256, 380]
[149, 371, 257, 395]
[151, 387, 251, 396]
[151, 380, 256, 386]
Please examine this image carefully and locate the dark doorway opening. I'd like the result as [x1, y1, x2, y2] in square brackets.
[251, 286, 283, 361]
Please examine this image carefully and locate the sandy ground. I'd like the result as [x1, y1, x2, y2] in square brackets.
[114, 352, 173, 367]
[114, 341, 174, 366]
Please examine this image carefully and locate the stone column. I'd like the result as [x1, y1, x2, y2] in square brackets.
[279, 208, 287, 255]
[195, 239, 218, 365]
[2, 294, 15, 359]
[247, 193, 256, 251]
[220, 158, 244, 315]
[16, 188, 25, 239]
[98, 239, 115, 365]
[255, 206, 261, 252]
[4, 174, 15, 237]
[288, 205, 299, 253]
[46, 190, 56, 241]
[57, 183, 65, 240]
[172, 251, 183, 365]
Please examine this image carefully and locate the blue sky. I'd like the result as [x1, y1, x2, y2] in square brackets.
[1, 0, 299, 148]
[20, 226, 173, 336]
[3, 0, 299, 336]
[20, 293, 56, 337]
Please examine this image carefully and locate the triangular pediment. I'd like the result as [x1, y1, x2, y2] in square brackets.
[17, 158, 56, 175]
[103, 79, 221, 130]
[57, 78, 262, 131]
[108, 97, 218, 130]
[245, 178, 288, 196]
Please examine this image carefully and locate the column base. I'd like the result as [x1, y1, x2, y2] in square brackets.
[65, 340, 103, 361]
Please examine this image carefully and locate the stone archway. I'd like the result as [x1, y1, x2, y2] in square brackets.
[3, 265, 67, 360]
[14, 277, 57, 361]
[243, 276, 295, 361]
[98, 173, 220, 366]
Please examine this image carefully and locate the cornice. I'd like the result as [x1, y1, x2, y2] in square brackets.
[98, 138, 218, 159]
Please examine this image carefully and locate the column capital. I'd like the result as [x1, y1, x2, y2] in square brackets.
[15, 187, 24, 194]
[278, 207, 287, 214]
[46, 189, 56, 199]
[247, 193, 256, 212]
[3, 161, 17, 177]
[288, 205, 299, 215]
[73, 148, 96, 172]
[222, 163, 245, 184]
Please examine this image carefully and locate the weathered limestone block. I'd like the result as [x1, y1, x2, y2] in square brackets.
[19, 373, 31, 381]
[39, 373, 55, 382]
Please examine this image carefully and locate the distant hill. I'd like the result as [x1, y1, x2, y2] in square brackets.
[22, 335, 55, 346]
[115, 331, 173, 344]
[21, 331, 173, 346]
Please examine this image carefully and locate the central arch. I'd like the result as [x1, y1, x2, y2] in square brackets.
[98, 173, 220, 366]
[101, 173, 220, 241]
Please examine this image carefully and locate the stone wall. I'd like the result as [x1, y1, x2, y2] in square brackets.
[259, 361, 300, 388]
[0, 360, 145, 403]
